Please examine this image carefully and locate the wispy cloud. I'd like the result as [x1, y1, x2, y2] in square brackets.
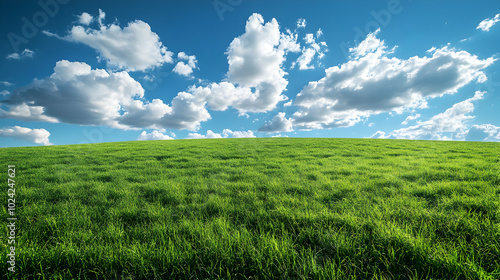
[6, 49, 35, 60]
[465, 124, 500, 141]
[402, 114, 420, 125]
[371, 91, 487, 141]
[477, 13, 500, 31]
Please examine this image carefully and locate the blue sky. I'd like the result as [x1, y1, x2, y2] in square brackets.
[1, 0, 499, 147]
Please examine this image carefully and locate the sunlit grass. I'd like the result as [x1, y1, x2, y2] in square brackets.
[1, 138, 499, 279]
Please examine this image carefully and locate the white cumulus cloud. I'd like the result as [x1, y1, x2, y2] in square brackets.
[297, 18, 306, 29]
[4, 13, 308, 133]
[173, 52, 198, 77]
[138, 130, 174, 140]
[78, 12, 93, 25]
[0, 126, 51, 145]
[258, 112, 294, 133]
[292, 29, 495, 130]
[186, 130, 223, 139]
[187, 129, 254, 139]
[1, 60, 144, 127]
[224, 13, 292, 112]
[222, 129, 255, 138]
[2, 14, 323, 135]
[47, 10, 174, 71]
[188, 13, 300, 115]
[0, 60, 211, 131]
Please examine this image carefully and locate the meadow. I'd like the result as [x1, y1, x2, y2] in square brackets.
[1, 138, 499, 279]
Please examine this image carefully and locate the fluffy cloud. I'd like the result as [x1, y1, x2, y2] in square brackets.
[293, 32, 328, 70]
[296, 18, 306, 29]
[0, 103, 58, 123]
[371, 91, 485, 140]
[292, 29, 495, 130]
[187, 129, 254, 139]
[135, 13, 301, 120]
[1, 60, 144, 127]
[78, 12, 93, 25]
[189, 82, 252, 112]
[465, 124, 500, 142]
[0, 60, 210, 131]
[279, 29, 301, 54]
[258, 112, 294, 133]
[2, 14, 306, 133]
[167, 13, 304, 121]
[111, 88, 211, 131]
[188, 13, 299, 115]
[138, 130, 174, 140]
[223, 13, 292, 112]
[172, 63, 192, 77]
[155, 91, 211, 131]
[222, 129, 255, 138]
[186, 130, 223, 139]
[6, 49, 34, 60]
[0, 126, 51, 145]
[173, 52, 198, 77]
[47, 10, 174, 71]
[477, 13, 500, 32]
[117, 99, 172, 129]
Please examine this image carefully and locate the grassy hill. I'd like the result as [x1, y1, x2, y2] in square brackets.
[1, 138, 499, 279]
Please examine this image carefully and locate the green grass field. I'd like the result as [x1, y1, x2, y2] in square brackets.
[1, 138, 499, 279]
